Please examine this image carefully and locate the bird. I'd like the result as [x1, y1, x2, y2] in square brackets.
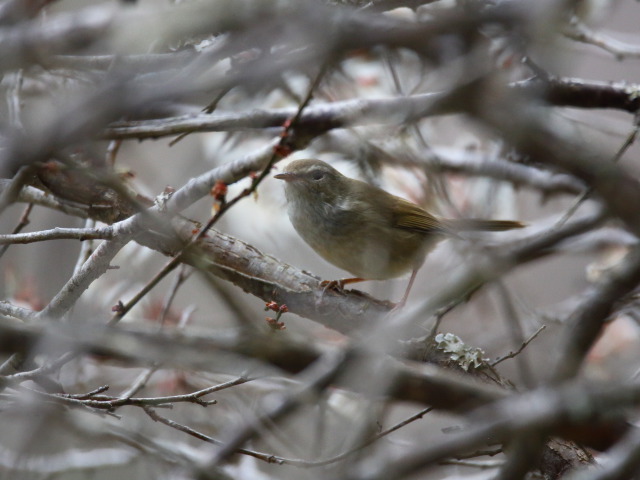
[274, 159, 524, 306]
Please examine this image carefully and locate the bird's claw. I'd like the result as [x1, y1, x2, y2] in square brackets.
[316, 278, 368, 307]
[320, 279, 346, 293]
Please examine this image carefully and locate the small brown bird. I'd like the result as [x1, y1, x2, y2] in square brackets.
[275, 159, 524, 306]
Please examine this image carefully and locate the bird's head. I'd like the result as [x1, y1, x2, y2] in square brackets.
[274, 159, 349, 204]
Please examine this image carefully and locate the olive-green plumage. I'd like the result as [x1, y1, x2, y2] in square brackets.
[275, 159, 524, 303]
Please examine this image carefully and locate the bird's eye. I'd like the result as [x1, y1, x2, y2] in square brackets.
[311, 171, 325, 181]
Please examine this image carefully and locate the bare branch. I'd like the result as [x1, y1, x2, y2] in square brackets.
[564, 21, 640, 59]
[103, 77, 640, 142]
[491, 325, 547, 367]
[0, 315, 508, 411]
[0, 226, 114, 244]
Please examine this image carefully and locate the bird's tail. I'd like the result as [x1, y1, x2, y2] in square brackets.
[446, 219, 525, 232]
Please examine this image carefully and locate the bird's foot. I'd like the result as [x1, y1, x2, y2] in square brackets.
[316, 278, 366, 306]
[319, 279, 344, 293]
[320, 277, 365, 294]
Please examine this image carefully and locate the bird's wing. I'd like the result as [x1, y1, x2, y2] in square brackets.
[391, 197, 445, 233]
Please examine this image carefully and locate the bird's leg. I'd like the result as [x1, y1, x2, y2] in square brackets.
[392, 268, 419, 311]
[320, 277, 366, 293]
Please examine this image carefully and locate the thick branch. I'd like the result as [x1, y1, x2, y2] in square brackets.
[0, 315, 505, 412]
[102, 77, 640, 141]
[343, 381, 637, 480]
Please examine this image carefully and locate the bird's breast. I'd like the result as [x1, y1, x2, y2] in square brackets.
[286, 197, 437, 279]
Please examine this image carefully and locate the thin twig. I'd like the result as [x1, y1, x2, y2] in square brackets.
[20, 378, 251, 409]
[0, 202, 33, 258]
[440, 458, 503, 469]
[564, 21, 640, 60]
[63, 385, 110, 399]
[147, 401, 434, 468]
[492, 282, 536, 387]
[118, 266, 194, 400]
[554, 114, 640, 228]
[491, 325, 546, 367]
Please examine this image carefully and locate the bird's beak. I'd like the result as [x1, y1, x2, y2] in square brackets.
[274, 172, 297, 181]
